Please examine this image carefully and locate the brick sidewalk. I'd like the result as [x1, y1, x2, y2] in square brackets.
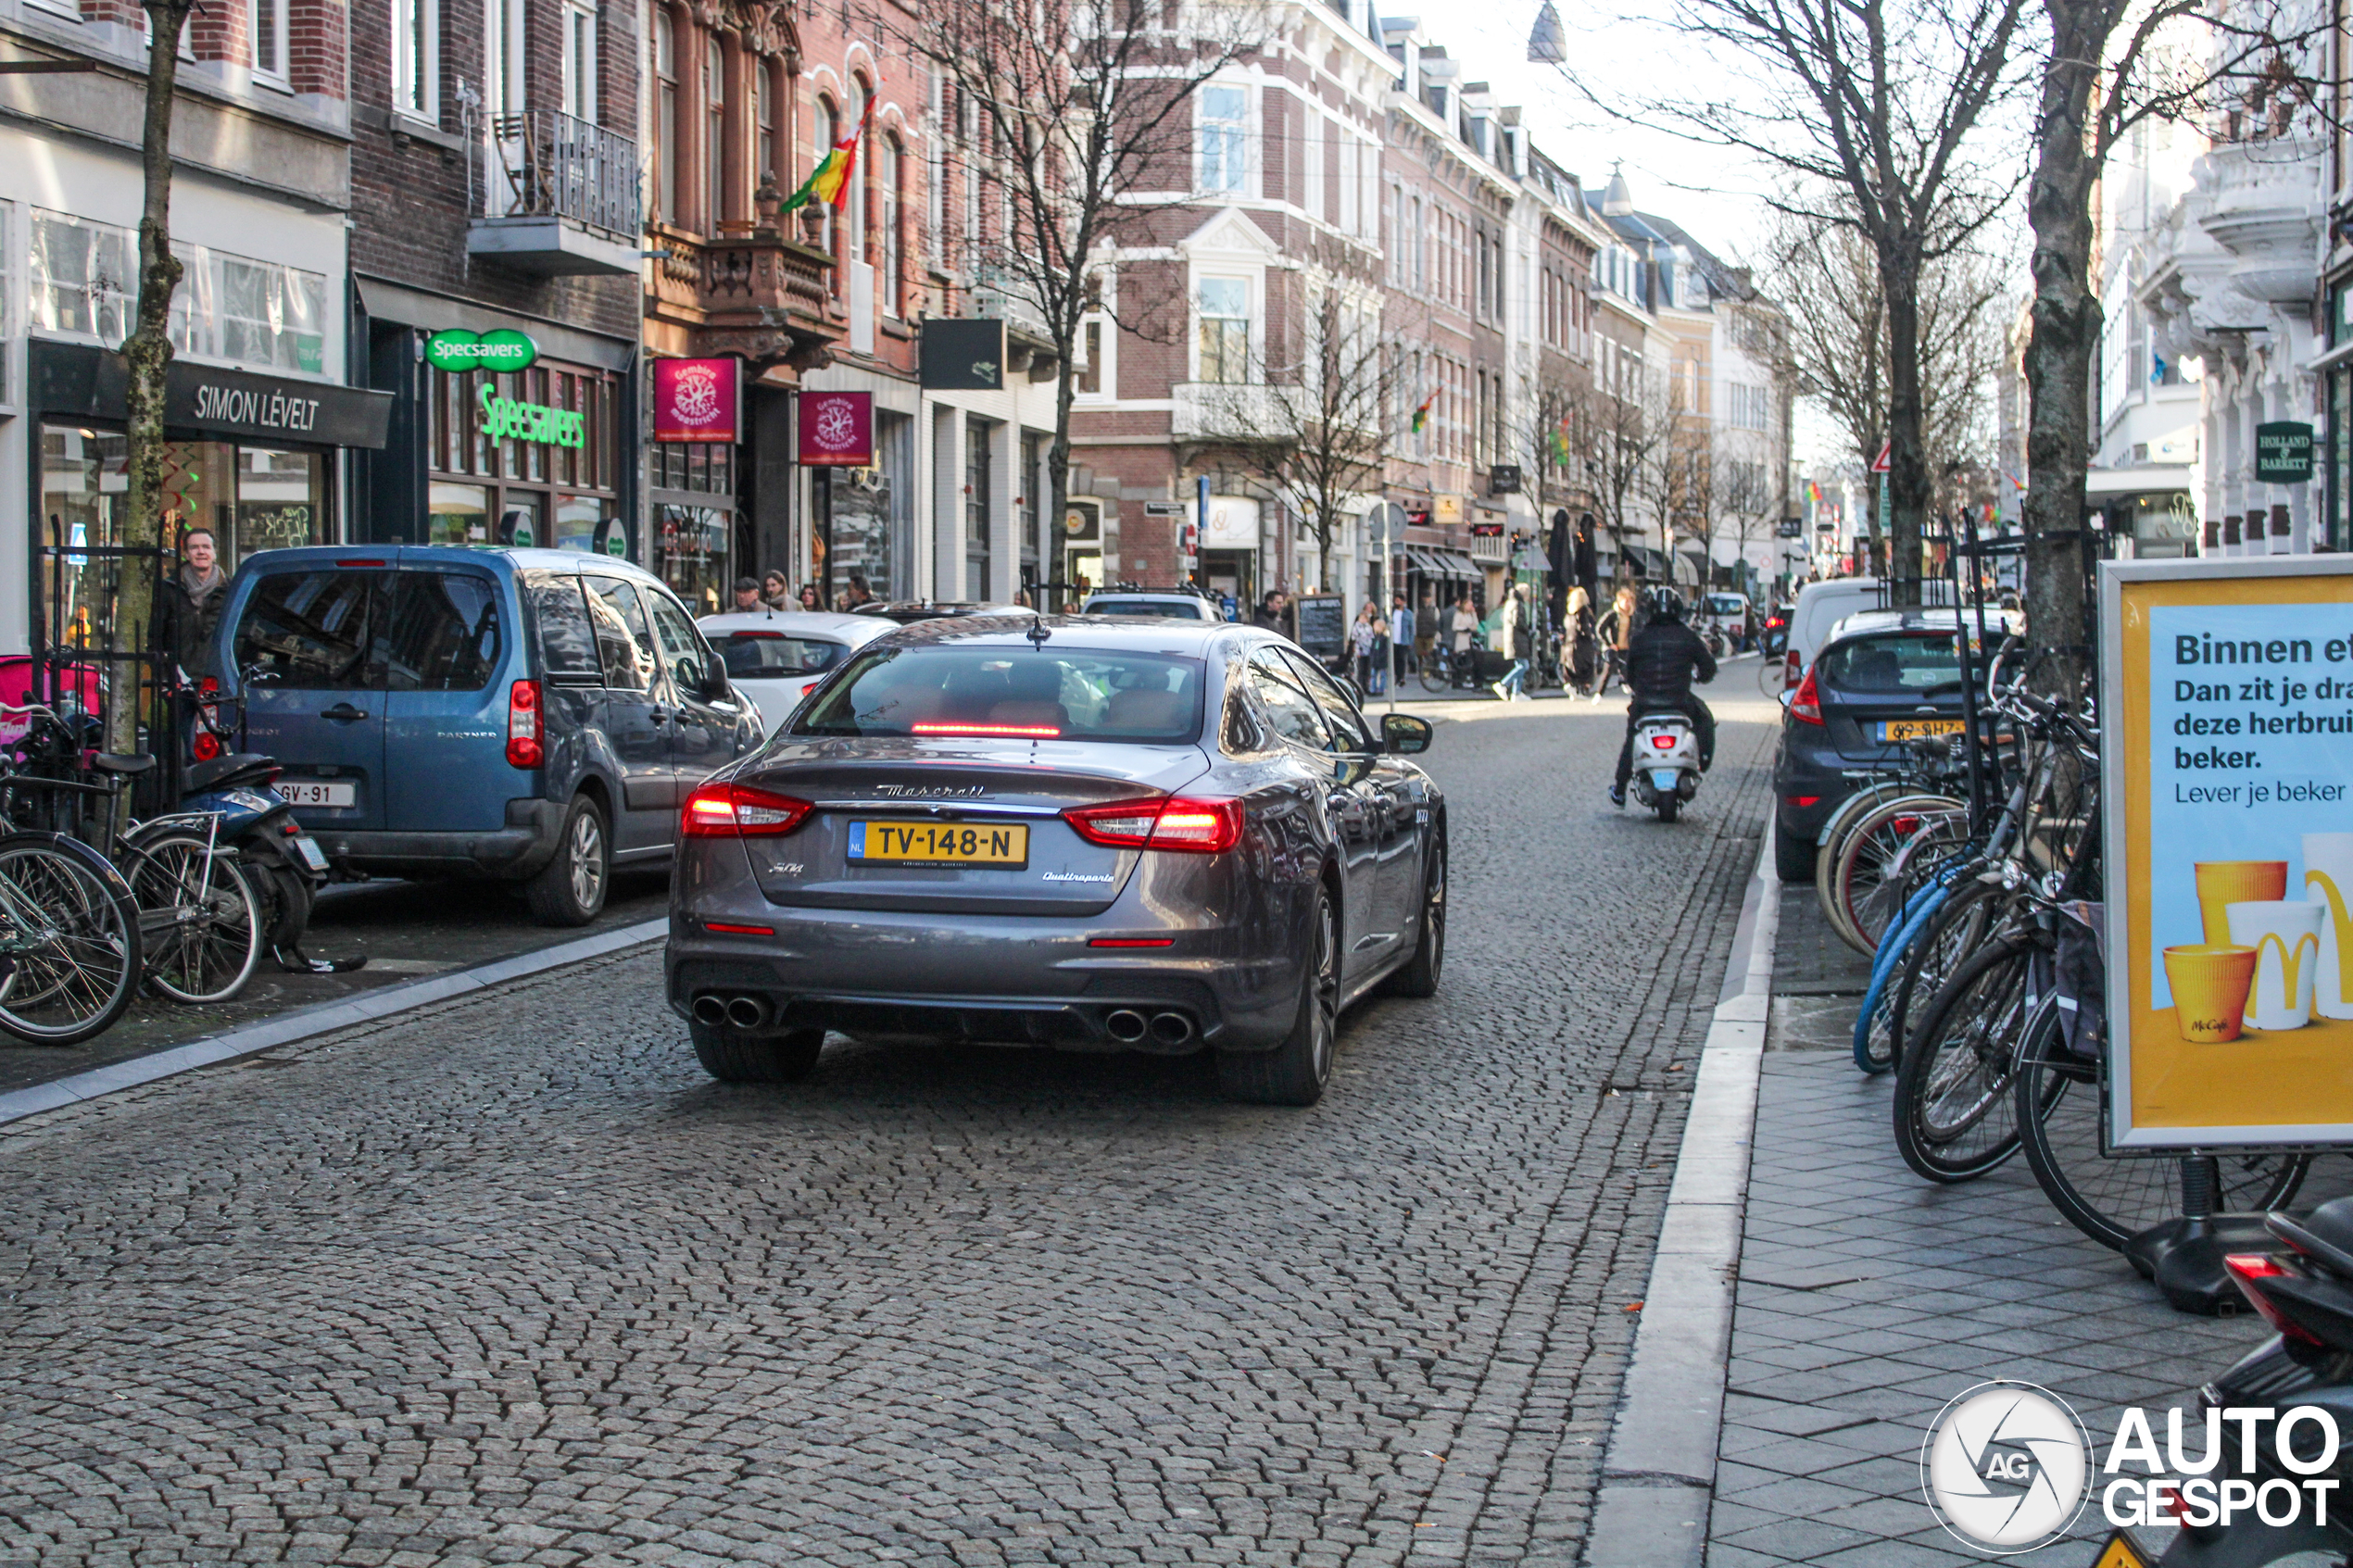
[1703, 889, 2330, 1567]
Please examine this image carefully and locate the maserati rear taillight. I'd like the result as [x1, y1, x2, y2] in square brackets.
[683, 782, 813, 837]
[1064, 796, 1244, 854]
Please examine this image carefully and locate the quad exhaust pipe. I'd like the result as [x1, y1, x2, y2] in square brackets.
[691, 992, 772, 1031]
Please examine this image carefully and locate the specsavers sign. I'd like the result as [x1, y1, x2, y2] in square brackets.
[2104, 556, 2353, 1148]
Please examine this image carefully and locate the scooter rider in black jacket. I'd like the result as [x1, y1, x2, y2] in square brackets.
[1610, 585, 1718, 807]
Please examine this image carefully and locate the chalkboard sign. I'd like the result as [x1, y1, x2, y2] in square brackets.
[1293, 594, 1346, 658]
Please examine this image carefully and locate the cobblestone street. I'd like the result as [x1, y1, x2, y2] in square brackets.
[1, 694, 1778, 1567]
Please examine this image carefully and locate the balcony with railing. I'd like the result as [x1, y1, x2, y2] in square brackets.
[467, 111, 643, 277]
[644, 210, 846, 373]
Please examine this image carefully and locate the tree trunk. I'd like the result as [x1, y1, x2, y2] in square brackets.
[1047, 337, 1077, 611]
[2021, 1, 2100, 697]
[114, 0, 195, 777]
[1882, 252, 1929, 606]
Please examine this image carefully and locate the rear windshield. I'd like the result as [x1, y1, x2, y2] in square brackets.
[234, 569, 503, 692]
[1819, 632, 1963, 694]
[794, 646, 1206, 742]
[716, 633, 845, 678]
[1088, 599, 1205, 619]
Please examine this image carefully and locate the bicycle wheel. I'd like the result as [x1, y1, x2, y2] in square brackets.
[1874, 876, 2007, 1074]
[1894, 937, 2043, 1183]
[1757, 657, 1789, 696]
[0, 834, 140, 1044]
[1418, 653, 1448, 694]
[1829, 794, 1963, 953]
[1813, 782, 1909, 927]
[2016, 1007, 2309, 1249]
[129, 832, 264, 1004]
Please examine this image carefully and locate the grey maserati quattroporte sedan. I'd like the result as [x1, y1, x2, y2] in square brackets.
[663, 614, 1445, 1104]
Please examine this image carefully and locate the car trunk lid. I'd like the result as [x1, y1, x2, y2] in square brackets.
[734, 738, 1211, 915]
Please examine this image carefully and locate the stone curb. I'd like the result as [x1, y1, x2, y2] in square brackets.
[0, 915, 670, 1129]
[1578, 818, 1780, 1568]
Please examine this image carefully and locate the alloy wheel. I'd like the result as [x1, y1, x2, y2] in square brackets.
[568, 811, 606, 911]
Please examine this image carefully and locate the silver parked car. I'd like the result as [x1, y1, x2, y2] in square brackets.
[664, 615, 1447, 1104]
[696, 608, 896, 732]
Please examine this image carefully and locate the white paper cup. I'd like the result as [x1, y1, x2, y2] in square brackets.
[2227, 899, 2326, 1031]
[2305, 833, 2353, 1021]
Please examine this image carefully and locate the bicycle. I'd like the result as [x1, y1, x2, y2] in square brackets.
[4, 706, 263, 1008]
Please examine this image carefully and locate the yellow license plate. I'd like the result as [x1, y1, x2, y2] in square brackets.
[1877, 718, 1965, 742]
[849, 820, 1030, 866]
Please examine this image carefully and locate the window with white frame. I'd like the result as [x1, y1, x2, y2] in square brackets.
[486, 0, 522, 117]
[1198, 84, 1247, 194]
[880, 132, 903, 316]
[1338, 134, 1358, 236]
[0, 201, 13, 406]
[1303, 109, 1323, 220]
[652, 11, 677, 220]
[250, 0, 287, 85]
[1076, 274, 1112, 397]
[561, 0, 596, 122]
[1196, 277, 1251, 383]
[925, 76, 945, 269]
[391, 0, 436, 122]
[30, 209, 328, 375]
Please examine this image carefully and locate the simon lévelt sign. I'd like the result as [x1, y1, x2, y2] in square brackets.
[425, 328, 539, 375]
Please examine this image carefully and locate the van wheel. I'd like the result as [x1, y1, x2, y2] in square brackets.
[1217, 886, 1338, 1106]
[524, 795, 609, 927]
[690, 1022, 824, 1084]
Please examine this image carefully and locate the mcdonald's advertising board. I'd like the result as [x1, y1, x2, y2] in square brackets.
[2104, 555, 2353, 1149]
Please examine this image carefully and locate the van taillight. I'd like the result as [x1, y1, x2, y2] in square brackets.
[507, 680, 543, 768]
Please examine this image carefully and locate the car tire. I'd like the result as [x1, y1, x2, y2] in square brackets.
[523, 794, 610, 928]
[1217, 884, 1339, 1107]
[690, 1021, 824, 1084]
[1775, 828, 1816, 884]
[1388, 840, 1446, 999]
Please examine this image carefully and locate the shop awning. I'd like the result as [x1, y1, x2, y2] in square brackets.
[1428, 550, 1482, 577]
[1620, 544, 1666, 578]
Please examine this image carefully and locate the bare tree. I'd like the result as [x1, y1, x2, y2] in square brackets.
[897, 0, 1265, 594]
[1581, 0, 2026, 605]
[114, 0, 201, 766]
[2020, 0, 2320, 690]
[1194, 286, 1392, 591]
[1764, 202, 2008, 571]
[1567, 362, 1678, 581]
[1711, 429, 1778, 593]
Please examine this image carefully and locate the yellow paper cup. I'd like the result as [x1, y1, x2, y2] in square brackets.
[2195, 861, 2288, 946]
[2165, 944, 2259, 1042]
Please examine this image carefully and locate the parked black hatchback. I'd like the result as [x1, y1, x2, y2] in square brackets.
[1773, 610, 1974, 873]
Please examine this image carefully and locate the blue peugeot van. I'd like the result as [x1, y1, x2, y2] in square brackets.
[214, 546, 764, 925]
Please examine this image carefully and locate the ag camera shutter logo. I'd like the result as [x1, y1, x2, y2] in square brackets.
[1921, 1381, 2091, 1552]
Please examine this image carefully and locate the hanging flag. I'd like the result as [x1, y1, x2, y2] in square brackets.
[1410, 392, 1434, 434]
[780, 94, 875, 215]
[1806, 480, 1821, 506]
[2151, 352, 2168, 383]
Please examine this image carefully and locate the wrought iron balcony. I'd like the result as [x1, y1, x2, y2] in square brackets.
[467, 111, 642, 277]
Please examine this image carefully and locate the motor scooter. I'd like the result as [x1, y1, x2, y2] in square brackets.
[2153, 1197, 2353, 1563]
[1629, 710, 1702, 822]
[182, 688, 367, 974]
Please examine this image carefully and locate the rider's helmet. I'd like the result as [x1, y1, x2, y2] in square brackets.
[1642, 585, 1687, 623]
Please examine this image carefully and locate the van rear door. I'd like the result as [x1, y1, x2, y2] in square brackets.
[379, 566, 514, 832]
[231, 565, 388, 832]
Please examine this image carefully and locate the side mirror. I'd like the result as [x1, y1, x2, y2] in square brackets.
[1382, 713, 1434, 755]
[1777, 688, 1793, 709]
[698, 651, 731, 702]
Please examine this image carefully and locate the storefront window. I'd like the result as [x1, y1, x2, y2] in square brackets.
[428, 482, 490, 546]
[2334, 369, 2349, 553]
[657, 505, 731, 613]
[424, 358, 620, 556]
[233, 447, 325, 567]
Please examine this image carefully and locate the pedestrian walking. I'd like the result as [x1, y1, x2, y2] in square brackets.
[1252, 588, 1291, 635]
[1390, 594, 1415, 685]
[1416, 595, 1437, 671]
[760, 571, 790, 610]
[731, 577, 762, 612]
[1491, 584, 1532, 702]
[1448, 592, 1479, 687]
[1351, 603, 1380, 693]
[163, 524, 228, 674]
[799, 583, 823, 611]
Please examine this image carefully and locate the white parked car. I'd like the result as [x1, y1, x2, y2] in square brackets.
[695, 609, 897, 731]
[1079, 591, 1219, 621]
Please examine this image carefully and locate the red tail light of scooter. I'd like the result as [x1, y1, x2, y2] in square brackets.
[2223, 1254, 2327, 1347]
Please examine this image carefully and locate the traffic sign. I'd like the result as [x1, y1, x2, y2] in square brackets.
[1871, 440, 1891, 474]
